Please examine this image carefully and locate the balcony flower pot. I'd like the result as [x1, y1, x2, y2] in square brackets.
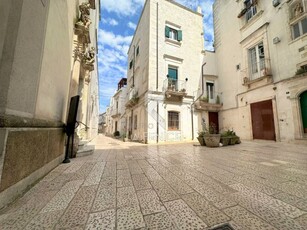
[204, 134, 221, 147]
[220, 136, 230, 146]
[197, 131, 206, 146]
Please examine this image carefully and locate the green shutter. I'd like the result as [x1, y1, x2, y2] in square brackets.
[165, 26, 170, 38]
[177, 30, 182, 41]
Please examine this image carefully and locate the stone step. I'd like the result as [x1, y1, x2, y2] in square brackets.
[78, 140, 89, 147]
[77, 145, 94, 157]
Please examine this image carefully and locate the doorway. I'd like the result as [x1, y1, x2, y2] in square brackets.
[209, 112, 219, 133]
[251, 100, 276, 140]
[300, 91, 307, 134]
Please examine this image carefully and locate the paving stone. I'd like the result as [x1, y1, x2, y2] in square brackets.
[85, 209, 115, 230]
[25, 210, 64, 230]
[117, 169, 133, 187]
[151, 179, 180, 202]
[83, 162, 105, 186]
[92, 186, 116, 212]
[144, 211, 177, 229]
[137, 189, 165, 215]
[138, 160, 152, 169]
[228, 192, 305, 230]
[116, 206, 145, 230]
[163, 175, 194, 195]
[70, 162, 96, 180]
[164, 199, 207, 229]
[99, 176, 116, 188]
[296, 214, 307, 227]
[224, 205, 277, 230]
[56, 185, 97, 228]
[117, 186, 139, 209]
[63, 161, 85, 173]
[273, 192, 307, 211]
[182, 192, 230, 227]
[230, 183, 306, 218]
[142, 167, 163, 181]
[132, 174, 152, 191]
[40, 180, 83, 213]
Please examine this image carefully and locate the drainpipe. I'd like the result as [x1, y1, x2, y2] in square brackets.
[156, 2, 159, 143]
[191, 62, 206, 139]
[131, 45, 136, 139]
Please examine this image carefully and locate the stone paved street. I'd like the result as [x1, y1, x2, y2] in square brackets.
[0, 135, 307, 229]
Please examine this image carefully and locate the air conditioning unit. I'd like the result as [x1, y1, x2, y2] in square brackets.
[273, 0, 280, 7]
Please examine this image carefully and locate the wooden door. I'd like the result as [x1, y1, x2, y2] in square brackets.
[300, 91, 307, 133]
[209, 112, 219, 134]
[251, 100, 275, 140]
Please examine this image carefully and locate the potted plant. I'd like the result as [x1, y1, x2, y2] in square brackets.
[200, 96, 208, 103]
[197, 131, 206, 146]
[204, 122, 221, 147]
[221, 129, 240, 145]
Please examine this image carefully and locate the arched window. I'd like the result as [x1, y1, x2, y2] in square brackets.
[300, 91, 307, 133]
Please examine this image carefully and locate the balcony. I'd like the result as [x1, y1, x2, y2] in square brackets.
[125, 88, 139, 108]
[163, 79, 187, 101]
[241, 59, 272, 86]
[194, 92, 223, 112]
[111, 108, 121, 118]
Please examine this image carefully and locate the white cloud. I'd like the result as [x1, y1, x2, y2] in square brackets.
[127, 22, 137, 30]
[102, 18, 119, 26]
[101, 0, 145, 16]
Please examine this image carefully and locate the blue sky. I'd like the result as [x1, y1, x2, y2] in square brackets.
[98, 0, 215, 113]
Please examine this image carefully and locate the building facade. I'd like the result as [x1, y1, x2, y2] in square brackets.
[109, 78, 128, 137]
[125, 0, 205, 143]
[214, 0, 307, 142]
[0, 0, 99, 208]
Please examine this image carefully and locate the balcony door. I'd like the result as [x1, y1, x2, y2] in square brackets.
[249, 42, 265, 80]
[168, 67, 178, 90]
[206, 82, 215, 103]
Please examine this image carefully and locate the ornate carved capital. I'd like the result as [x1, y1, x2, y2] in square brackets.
[81, 47, 95, 72]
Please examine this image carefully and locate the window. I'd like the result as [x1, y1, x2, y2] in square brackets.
[244, 0, 257, 21]
[168, 111, 179, 130]
[167, 66, 178, 90]
[129, 60, 133, 69]
[248, 42, 265, 80]
[206, 82, 214, 100]
[292, 17, 307, 39]
[136, 46, 139, 56]
[134, 115, 137, 130]
[165, 26, 182, 41]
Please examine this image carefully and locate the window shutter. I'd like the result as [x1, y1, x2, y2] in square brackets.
[177, 30, 182, 41]
[165, 26, 170, 38]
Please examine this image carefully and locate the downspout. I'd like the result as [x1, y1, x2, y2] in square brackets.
[156, 2, 159, 143]
[191, 62, 206, 139]
[131, 45, 136, 139]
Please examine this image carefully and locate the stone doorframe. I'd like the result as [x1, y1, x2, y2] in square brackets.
[290, 86, 307, 139]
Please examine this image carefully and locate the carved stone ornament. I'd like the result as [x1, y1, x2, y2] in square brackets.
[74, 2, 92, 43]
[89, 0, 96, 9]
[82, 47, 95, 72]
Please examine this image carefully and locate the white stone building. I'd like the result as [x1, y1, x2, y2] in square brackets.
[0, 0, 99, 208]
[213, 0, 307, 142]
[110, 78, 128, 137]
[125, 0, 205, 143]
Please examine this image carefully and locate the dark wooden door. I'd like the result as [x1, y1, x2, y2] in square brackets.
[300, 91, 307, 133]
[209, 112, 219, 134]
[251, 100, 275, 140]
